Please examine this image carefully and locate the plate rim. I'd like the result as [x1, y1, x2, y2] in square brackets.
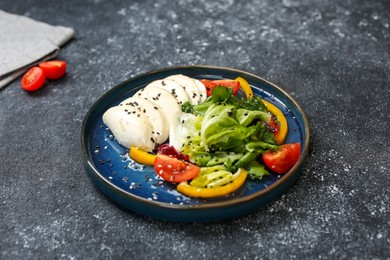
[80, 65, 310, 211]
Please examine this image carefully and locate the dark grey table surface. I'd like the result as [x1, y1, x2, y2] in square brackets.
[1, 0, 389, 259]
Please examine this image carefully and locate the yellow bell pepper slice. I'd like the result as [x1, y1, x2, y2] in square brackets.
[235, 76, 254, 98]
[261, 99, 288, 145]
[177, 168, 248, 198]
[129, 147, 156, 165]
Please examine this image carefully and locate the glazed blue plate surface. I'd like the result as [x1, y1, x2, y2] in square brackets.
[81, 65, 310, 222]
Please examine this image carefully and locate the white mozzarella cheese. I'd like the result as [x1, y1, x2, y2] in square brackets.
[193, 78, 207, 103]
[119, 97, 169, 145]
[165, 74, 201, 105]
[135, 86, 181, 127]
[145, 79, 190, 105]
[102, 105, 155, 152]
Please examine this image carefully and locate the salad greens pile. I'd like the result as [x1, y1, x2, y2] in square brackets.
[172, 86, 279, 181]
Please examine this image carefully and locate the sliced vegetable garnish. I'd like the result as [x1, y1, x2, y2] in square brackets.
[154, 154, 200, 183]
[200, 79, 240, 96]
[262, 143, 300, 174]
[261, 99, 288, 145]
[130, 147, 156, 165]
[177, 168, 247, 198]
[235, 76, 253, 98]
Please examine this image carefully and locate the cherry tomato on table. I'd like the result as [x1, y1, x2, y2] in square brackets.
[39, 60, 67, 79]
[154, 154, 200, 183]
[21, 66, 46, 91]
[262, 143, 301, 174]
[200, 79, 240, 96]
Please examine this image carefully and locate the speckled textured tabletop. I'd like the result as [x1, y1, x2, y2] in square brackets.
[1, 0, 389, 259]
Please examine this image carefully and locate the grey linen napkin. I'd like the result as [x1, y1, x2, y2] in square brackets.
[0, 10, 74, 89]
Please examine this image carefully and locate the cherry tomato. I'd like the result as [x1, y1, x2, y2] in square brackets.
[200, 79, 240, 96]
[154, 154, 200, 183]
[39, 60, 67, 79]
[21, 66, 46, 91]
[262, 143, 301, 174]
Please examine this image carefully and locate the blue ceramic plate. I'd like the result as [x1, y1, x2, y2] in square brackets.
[81, 65, 310, 222]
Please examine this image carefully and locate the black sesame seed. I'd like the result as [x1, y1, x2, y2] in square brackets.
[151, 138, 155, 143]
[154, 106, 158, 110]
[162, 81, 166, 86]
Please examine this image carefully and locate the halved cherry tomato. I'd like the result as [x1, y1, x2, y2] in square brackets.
[200, 79, 240, 96]
[39, 60, 67, 79]
[154, 154, 200, 183]
[21, 66, 46, 91]
[177, 168, 248, 198]
[262, 143, 301, 174]
[130, 147, 156, 165]
[261, 99, 288, 145]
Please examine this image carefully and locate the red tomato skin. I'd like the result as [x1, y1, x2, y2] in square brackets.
[39, 60, 67, 79]
[154, 155, 200, 183]
[21, 67, 46, 91]
[200, 79, 240, 96]
[212, 80, 240, 94]
[262, 143, 301, 174]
